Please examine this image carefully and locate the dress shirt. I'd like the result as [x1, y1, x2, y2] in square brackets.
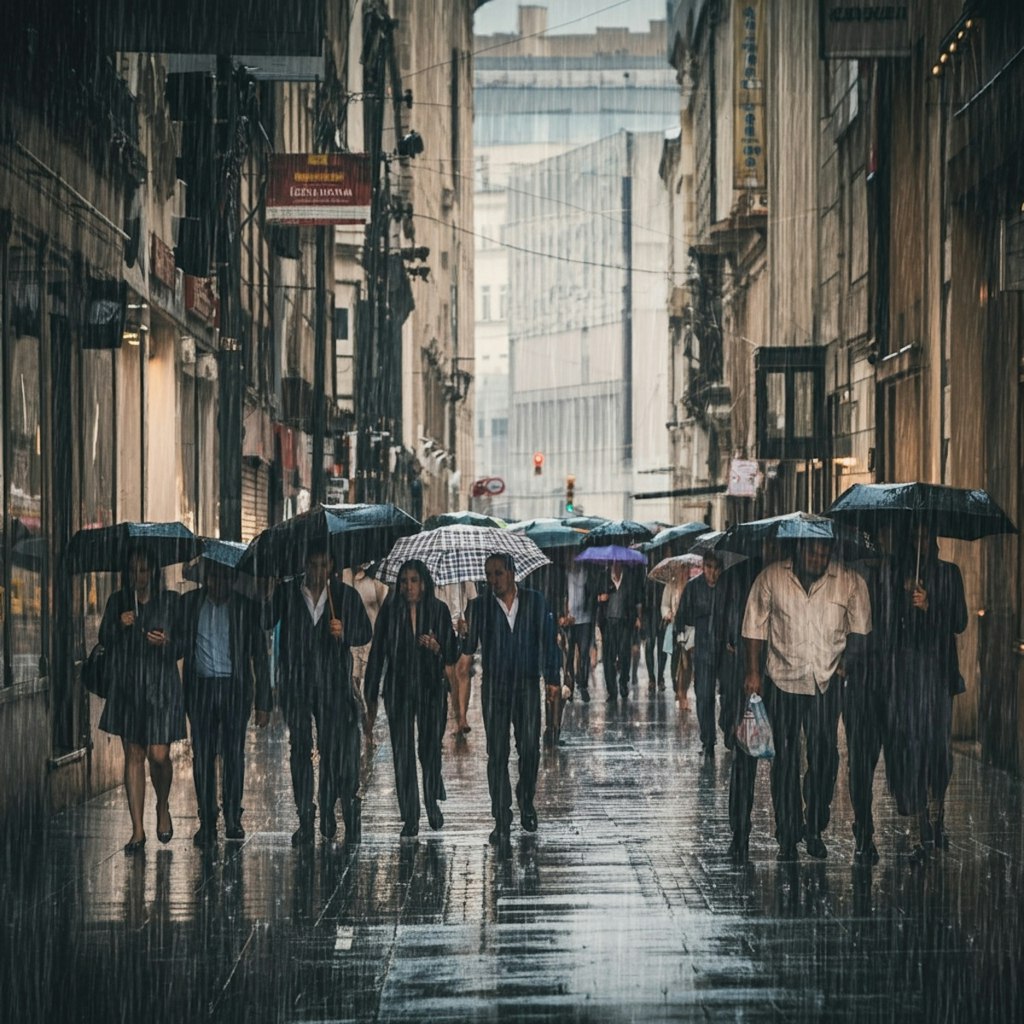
[195, 597, 232, 677]
[566, 566, 591, 624]
[494, 588, 519, 631]
[742, 559, 871, 694]
[301, 583, 329, 626]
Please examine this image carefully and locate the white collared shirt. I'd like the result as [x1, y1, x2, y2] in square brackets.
[494, 587, 519, 631]
[301, 583, 329, 626]
[742, 559, 871, 695]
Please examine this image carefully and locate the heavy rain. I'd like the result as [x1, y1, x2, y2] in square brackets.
[1, 0, 1023, 1021]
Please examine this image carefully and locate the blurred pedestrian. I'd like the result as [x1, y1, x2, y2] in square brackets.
[884, 524, 967, 863]
[271, 547, 372, 845]
[364, 560, 460, 838]
[596, 560, 644, 702]
[343, 562, 390, 726]
[461, 553, 561, 850]
[563, 555, 599, 703]
[437, 580, 477, 735]
[178, 560, 271, 846]
[98, 547, 184, 853]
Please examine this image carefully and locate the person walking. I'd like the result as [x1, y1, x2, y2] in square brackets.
[364, 560, 461, 838]
[460, 553, 561, 851]
[563, 556, 599, 704]
[884, 524, 967, 863]
[178, 560, 271, 846]
[98, 547, 184, 853]
[731, 538, 870, 864]
[596, 560, 644, 702]
[437, 580, 477, 735]
[271, 547, 372, 845]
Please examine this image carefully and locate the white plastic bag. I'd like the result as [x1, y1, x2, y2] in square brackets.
[735, 694, 774, 758]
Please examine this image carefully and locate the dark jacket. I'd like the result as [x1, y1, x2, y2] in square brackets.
[463, 586, 561, 688]
[363, 593, 460, 706]
[676, 574, 727, 667]
[270, 577, 373, 712]
[178, 588, 272, 715]
[596, 565, 645, 628]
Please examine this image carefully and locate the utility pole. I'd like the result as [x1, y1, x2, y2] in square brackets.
[312, 225, 327, 505]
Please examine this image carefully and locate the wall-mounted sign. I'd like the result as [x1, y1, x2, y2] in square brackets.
[726, 458, 762, 498]
[820, 1, 910, 58]
[471, 477, 506, 497]
[266, 154, 371, 225]
[734, 1, 766, 191]
[185, 275, 218, 325]
[150, 233, 177, 289]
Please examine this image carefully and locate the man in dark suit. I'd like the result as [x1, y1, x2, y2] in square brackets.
[596, 560, 645, 702]
[179, 561, 272, 846]
[271, 547, 372, 845]
[461, 553, 561, 851]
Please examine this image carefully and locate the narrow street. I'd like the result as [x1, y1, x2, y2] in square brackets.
[5, 665, 1022, 1023]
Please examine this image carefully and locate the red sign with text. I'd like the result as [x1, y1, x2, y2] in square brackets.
[266, 154, 371, 225]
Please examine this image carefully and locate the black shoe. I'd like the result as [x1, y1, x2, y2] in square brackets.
[728, 835, 749, 866]
[657, 681, 666, 691]
[619, 687, 629, 699]
[320, 808, 338, 840]
[703, 745, 716, 761]
[426, 802, 444, 831]
[343, 798, 362, 844]
[605, 693, 618, 704]
[488, 825, 511, 845]
[805, 835, 828, 859]
[157, 809, 173, 844]
[400, 820, 419, 839]
[580, 687, 591, 704]
[291, 819, 314, 846]
[193, 824, 218, 847]
[520, 803, 538, 833]
[124, 836, 146, 854]
[777, 843, 799, 863]
[853, 840, 879, 867]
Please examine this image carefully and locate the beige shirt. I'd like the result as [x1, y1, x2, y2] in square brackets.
[742, 559, 871, 695]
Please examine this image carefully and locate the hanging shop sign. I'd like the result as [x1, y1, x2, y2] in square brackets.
[820, 2, 910, 58]
[734, 1, 766, 191]
[266, 154, 371, 225]
[726, 458, 762, 498]
[184, 275, 218, 325]
[150, 233, 177, 289]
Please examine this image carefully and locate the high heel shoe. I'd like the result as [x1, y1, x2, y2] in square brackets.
[124, 836, 147, 854]
[157, 810, 174, 844]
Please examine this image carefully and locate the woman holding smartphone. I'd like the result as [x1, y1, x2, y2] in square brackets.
[98, 546, 185, 852]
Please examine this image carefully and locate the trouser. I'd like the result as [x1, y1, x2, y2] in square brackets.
[189, 675, 250, 825]
[602, 618, 632, 697]
[565, 622, 593, 692]
[284, 687, 360, 823]
[386, 685, 448, 827]
[692, 658, 718, 749]
[481, 677, 541, 829]
[642, 621, 669, 687]
[842, 666, 886, 844]
[718, 649, 743, 747]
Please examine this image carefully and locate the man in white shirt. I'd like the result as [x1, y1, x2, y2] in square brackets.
[731, 539, 870, 864]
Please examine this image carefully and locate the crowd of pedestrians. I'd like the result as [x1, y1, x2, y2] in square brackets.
[94, 516, 968, 870]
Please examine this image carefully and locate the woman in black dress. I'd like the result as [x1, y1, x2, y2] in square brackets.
[364, 560, 460, 837]
[885, 524, 967, 862]
[98, 547, 185, 852]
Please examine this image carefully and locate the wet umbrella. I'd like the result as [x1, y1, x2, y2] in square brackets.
[715, 511, 877, 561]
[507, 517, 587, 549]
[561, 514, 609, 530]
[648, 549, 746, 584]
[574, 544, 647, 566]
[238, 503, 420, 577]
[827, 483, 1017, 541]
[641, 521, 712, 554]
[65, 521, 204, 573]
[423, 510, 507, 530]
[581, 519, 655, 547]
[373, 524, 549, 584]
[183, 539, 268, 600]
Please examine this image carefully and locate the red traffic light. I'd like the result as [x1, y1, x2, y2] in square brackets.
[533, 451, 544, 475]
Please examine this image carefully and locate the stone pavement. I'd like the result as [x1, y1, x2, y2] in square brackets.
[3, 665, 1023, 1023]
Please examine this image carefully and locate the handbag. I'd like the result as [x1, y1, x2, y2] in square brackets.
[81, 642, 110, 699]
[735, 694, 774, 758]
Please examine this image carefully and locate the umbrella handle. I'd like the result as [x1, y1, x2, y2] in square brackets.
[328, 584, 336, 621]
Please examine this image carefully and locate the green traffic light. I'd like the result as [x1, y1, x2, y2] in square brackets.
[565, 502, 574, 513]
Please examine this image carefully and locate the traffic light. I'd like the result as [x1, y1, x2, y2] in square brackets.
[533, 451, 544, 476]
[565, 474, 575, 513]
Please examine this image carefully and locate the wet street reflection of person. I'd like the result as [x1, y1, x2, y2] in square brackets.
[99, 547, 184, 853]
[271, 547, 372, 846]
[178, 560, 272, 846]
[461, 553, 561, 851]
[885, 524, 967, 863]
[364, 560, 460, 838]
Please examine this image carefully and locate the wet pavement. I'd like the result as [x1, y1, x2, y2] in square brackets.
[4, 665, 1023, 1023]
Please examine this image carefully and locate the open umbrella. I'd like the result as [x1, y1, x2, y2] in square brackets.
[183, 539, 270, 601]
[66, 521, 204, 573]
[716, 512, 878, 561]
[423, 510, 507, 530]
[237, 503, 420, 577]
[648, 549, 746, 585]
[581, 519, 655, 548]
[641, 521, 712, 554]
[507, 517, 587, 549]
[574, 545, 647, 566]
[561, 514, 609, 530]
[374, 525, 549, 585]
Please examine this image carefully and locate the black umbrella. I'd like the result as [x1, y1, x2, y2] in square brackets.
[561, 514, 609, 530]
[507, 518, 587, 550]
[716, 511, 878, 561]
[66, 522, 204, 573]
[827, 483, 1017, 541]
[238, 503, 420, 578]
[581, 519, 655, 548]
[640, 521, 712, 555]
[423, 510, 507, 530]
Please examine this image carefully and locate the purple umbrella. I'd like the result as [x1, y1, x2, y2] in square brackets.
[574, 545, 646, 565]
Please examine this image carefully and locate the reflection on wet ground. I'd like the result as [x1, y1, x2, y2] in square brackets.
[3, 666, 1022, 1022]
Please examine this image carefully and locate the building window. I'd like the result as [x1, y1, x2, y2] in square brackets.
[498, 285, 508, 320]
[480, 285, 492, 322]
[755, 347, 826, 460]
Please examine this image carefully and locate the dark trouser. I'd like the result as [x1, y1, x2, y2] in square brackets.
[643, 620, 669, 688]
[729, 676, 842, 846]
[565, 622, 593, 692]
[718, 649, 743, 747]
[693, 658, 718, 749]
[284, 687, 360, 823]
[481, 677, 541, 829]
[386, 685, 448, 828]
[602, 618, 632, 697]
[189, 675, 250, 825]
[842, 667, 886, 844]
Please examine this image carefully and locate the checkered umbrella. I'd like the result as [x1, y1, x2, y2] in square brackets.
[374, 525, 550, 585]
